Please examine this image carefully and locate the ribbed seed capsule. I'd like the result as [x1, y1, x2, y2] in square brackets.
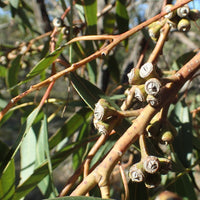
[93, 119, 109, 135]
[139, 63, 158, 79]
[146, 94, 161, 107]
[127, 67, 145, 85]
[148, 23, 162, 41]
[52, 17, 63, 27]
[148, 20, 166, 41]
[145, 78, 161, 96]
[129, 163, 145, 182]
[177, 18, 191, 32]
[94, 99, 118, 121]
[143, 156, 160, 174]
[177, 4, 190, 18]
[134, 85, 146, 102]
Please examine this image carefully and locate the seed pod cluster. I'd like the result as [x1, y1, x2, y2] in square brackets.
[52, 17, 80, 38]
[148, 4, 200, 41]
[129, 156, 172, 188]
[165, 4, 191, 31]
[93, 99, 121, 135]
[165, 4, 200, 32]
[127, 63, 162, 107]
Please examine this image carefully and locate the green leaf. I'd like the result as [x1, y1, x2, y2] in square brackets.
[91, 138, 115, 167]
[0, 106, 41, 175]
[83, 0, 98, 83]
[84, 0, 97, 26]
[103, 13, 115, 34]
[0, 65, 7, 77]
[87, 61, 97, 83]
[128, 182, 148, 200]
[0, 141, 15, 200]
[0, 141, 10, 163]
[72, 122, 90, 170]
[170, 174, 197, 200]
[36, 115, 58, 198]
[19, 46, 65, 85]
[0, 98, 7, 109]
[13, 140, 85, 200]
[0, 111, 13, 127]
[9, 0, 19, 8]
[172, 51, 197, 70]
[16, 6, 33, 31]
[70, 73, 104, 110]
[6, 55, 21, 96]
[116, 0, 129, 47]
[169, 100, 193, 168]
[21, 0, 33, 13]
[19, 127, 36, 184]
[49, 107, 92, 149]
[108, 55, 120, 83]
[0, 158, 15, 200]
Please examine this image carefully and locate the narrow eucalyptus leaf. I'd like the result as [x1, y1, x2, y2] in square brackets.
[0, 159, 15, 200]
[20, 128, 36, 184]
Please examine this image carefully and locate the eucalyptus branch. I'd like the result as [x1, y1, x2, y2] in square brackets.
[70, 51, 200, 197]
[0, 0, 192, 122]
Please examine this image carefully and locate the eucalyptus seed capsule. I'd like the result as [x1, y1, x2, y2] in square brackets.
[127, 67, 145, 85]
[129, 162, 145, 183]
[93, 119, 109, 135]
[144, 78, 161, 96]
[189, 9, 200, 21]
[161, 130, 174, 144]
[164, 4, 176, 19]
[146, 94, 161, 107]
[143, 156, 160, 174]
[177, 4, 190, 18]
[94, 99, 118, 121]
[139, 63, 158, 79]
[52, 17, 63, 27]
[134, 85, 146, 102]
[61, 26, 70, 35]
[177, 18, 191, 32]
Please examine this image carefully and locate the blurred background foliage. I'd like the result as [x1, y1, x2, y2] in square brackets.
[0, 0, 200, 199]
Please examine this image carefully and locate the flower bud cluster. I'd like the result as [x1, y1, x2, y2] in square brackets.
[126, 62, 162, 107]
